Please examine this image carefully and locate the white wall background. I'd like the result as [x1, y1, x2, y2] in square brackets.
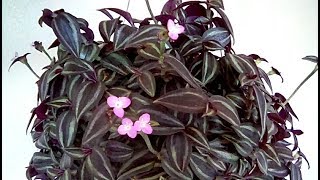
[2, 0, 318, 179]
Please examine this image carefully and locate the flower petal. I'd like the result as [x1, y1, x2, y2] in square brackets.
[107, 96, 118, 108]
[114, 108, 125, 118]
[142, 124, 153, 134]
[139, 113, 150, 123]
[175, 25, 185, 34]
[117, 125, 128, 135]
[127, 128, 137, 138]
[167, 19, 175, 32]
[134, 121, 142, 131]
[122, 118, 133, 126]
[168, 31, 179, 40]
[119, 97, 131, 108]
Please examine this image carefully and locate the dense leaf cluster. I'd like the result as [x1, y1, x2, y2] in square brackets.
[23, 0, 308, 179]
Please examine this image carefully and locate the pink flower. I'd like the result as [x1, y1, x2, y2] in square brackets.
[134, 113, 153, 134]
[167, 19, 185, 41]
[107, 96, 131, 118]
[117, 118, 138, 138]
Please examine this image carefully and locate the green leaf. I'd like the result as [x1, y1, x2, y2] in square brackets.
[185, 127, 210, 150]
[202, 52, 219, 85]
[137, 42, 161, 60]
[253, 85, 267, 139]
[113, 24, 137, 51]
[52, 12, 82, 57]
[190, 152, 217, 180]
[87, 147, 115, 180]
[154, 88, 207, 113]
[138, 70, 156, 97]
[56, 111, 78, 147]
[71, 81, 105, 121]
[104, 140, 133, 163]
[166, 132, 191, 171]
[79, 43, 100, 62]
[125, 25, 166, 48]
[99, 19, 119, 42]
[81, 102, 112, 147]
[209, 95, 240, 126]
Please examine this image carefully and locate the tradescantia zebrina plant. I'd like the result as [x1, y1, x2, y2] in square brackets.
[11, 0, 317, 179]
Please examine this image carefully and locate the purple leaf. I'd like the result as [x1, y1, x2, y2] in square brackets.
[209, 95, 240, 126]
[138, 70, 156, 97]
[161, 0, 177, 15]
[253, 85, 267, 139]
[302, 55, 318, 64]
[125, 25, 165, 49]
[71, 81, 105, 121]
[99, 18, 119, 42]
[81, 102, 112, 147]
[56, 111, 78, 147]
[98, 8, 134, 27]
[190, 152, 217, 179]
[166, 132, 192, 171]
[113, 24, 137, 51]
[164, 54, 202, 90]
[51, 12, 82, 58]
[154, 88, 207, 113]
[87, 147, 116, 180]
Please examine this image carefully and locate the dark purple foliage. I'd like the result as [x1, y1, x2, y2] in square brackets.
[13, 0, 308, 179]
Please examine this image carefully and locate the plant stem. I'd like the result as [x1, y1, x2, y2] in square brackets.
[282, 64, 318, 106]
[144, 0, 158, 24]
[126, 0, 131, 11]
[140, 133, 158, 155]
[25, 62, 40, 79]
[43, 49, 53, 62]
